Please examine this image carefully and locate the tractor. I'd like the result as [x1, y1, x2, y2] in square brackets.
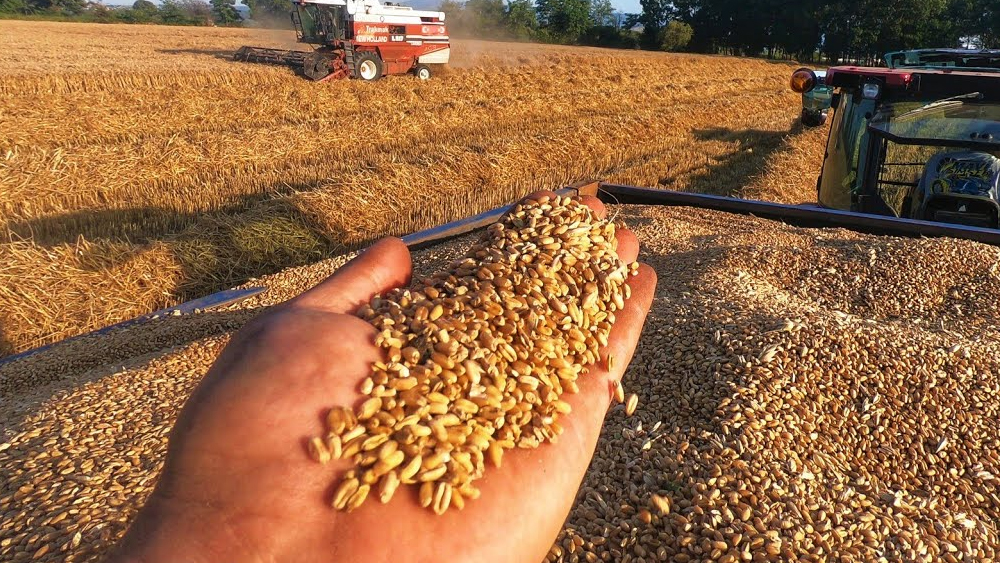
[234, 0, 450, 81]
[792, 49, 1000, 229]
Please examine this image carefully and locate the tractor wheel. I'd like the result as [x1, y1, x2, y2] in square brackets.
[413, 64, 432, 80]
[355, 52, 383, 82]
[303, 52, 333, 81]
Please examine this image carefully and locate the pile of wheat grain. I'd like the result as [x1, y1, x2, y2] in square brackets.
[2, 205, 999, 562]
[548, 207, 1000, 563]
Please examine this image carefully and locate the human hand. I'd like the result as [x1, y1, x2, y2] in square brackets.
[108, 194, 657, 563]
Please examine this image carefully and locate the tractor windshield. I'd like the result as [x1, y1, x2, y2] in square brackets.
[870, 99, 1000, 148]
[865, 98, 1000, 220]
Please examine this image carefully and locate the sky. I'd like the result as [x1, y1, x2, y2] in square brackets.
[615, 0, 641, 14]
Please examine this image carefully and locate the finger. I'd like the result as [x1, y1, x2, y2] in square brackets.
[521, 264, 656, 483]
[616, 227, 639, 264]
[562, 262, 657, 430]
[578, 194, 606, 219]
[288, 237, 412, 315]
[603, 264, 657, 383]
[465, 264, 658, 554]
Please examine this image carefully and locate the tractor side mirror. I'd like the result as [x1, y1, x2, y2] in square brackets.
[791, 68, 818, 93]
[830, 92, 841, 110]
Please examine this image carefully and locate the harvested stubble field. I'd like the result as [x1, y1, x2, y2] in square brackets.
[3, 206, 1000, 563]
[0, 19, 827, 357]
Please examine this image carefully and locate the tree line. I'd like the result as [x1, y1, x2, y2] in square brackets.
[438, 0, 999, 57]
[0, 0, 240, 26]
[662, 0, 1000, 62]
[2, 0, 997, 59]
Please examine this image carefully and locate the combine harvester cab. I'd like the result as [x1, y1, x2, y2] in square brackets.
[234, 0, 450, 81]
[791, 49, 1000, 229]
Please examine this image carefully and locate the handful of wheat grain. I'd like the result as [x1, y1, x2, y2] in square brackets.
[306, 194, 638, 513]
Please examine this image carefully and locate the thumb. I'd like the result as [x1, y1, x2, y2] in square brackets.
[288, 237, 413, 315]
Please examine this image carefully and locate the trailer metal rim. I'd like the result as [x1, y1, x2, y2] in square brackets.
[359, 60, 379, 80]
[416, 66, 431, 80]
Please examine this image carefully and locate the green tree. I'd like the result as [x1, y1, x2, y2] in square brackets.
[621, 12, 641, 27]
[87, 2, 115, 21]
[241, 0, 291, 22]
[660, 20, 692, 50]
[438, 0, 537, 40]
[505, 0, 538, 39]
[771, 0, 822, 60]
[465, 0, 506, 34]
[211, 0, 241, 24]
[929, 0, 978, 48]
[980, 0, 1000, 47]
[536, 0, 592, 41]
[28, 0, 86, 15]
[132, 0, 158, 16]
[438, 0, 470, 34]
[182, 0, 213, 23]
[581, 24, 640, 47]
[115, 5, 156, 23]
[590, 0, 612, 26]
[159, 0, 187, 23]
[638, 0, 671, 49]
[159, 0, 212, 24]
[0, 0, 30, 13]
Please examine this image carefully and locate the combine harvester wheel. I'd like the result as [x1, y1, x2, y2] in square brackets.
[355, 52, 383, 81]
[414, 64, 431, 80]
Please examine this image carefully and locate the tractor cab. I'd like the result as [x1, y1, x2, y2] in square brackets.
[793, 49, 1000, 229]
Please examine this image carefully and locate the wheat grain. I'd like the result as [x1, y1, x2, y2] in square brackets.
[308, 196, 632, 513]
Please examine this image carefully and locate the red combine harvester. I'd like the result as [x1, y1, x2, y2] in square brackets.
[234, 0, 450, 81]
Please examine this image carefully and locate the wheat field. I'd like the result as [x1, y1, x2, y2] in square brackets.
[0, 20, 826, 357]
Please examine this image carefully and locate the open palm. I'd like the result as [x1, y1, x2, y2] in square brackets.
[109, 195, 657, 563]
